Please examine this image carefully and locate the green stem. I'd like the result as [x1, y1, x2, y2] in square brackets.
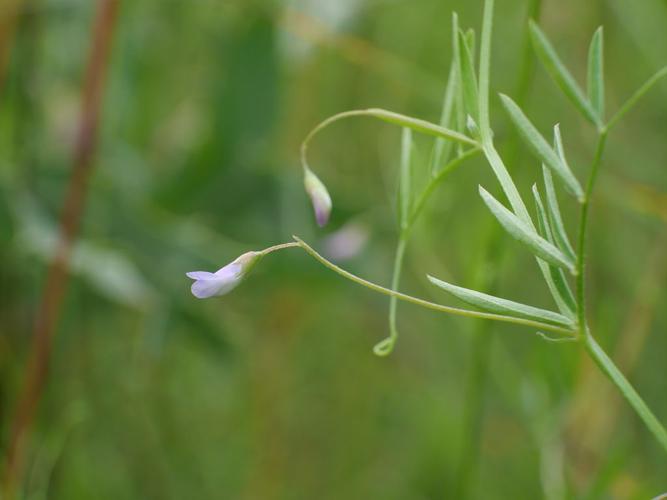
[576, 130, 667, 453]
[408, 147, 481, 227]
[261, 241, 301, 255]
[583, 331, 667, 452]
[374, 237, 408, 356]
[293, 236, 575, 336]
[605, 65, 667, 132]
[375, 147, 480, 356]
[575, 131, 607, 328]
[300, 108, 478, 171]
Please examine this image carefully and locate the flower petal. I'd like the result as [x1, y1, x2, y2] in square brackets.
[186, 271, 216, 280]
[191, 278, 226, 299]
[214, 262, 241, 278]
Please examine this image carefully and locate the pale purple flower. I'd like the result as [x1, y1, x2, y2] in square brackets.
[186, 251, 261, 299]
[304, 167, 332, 227]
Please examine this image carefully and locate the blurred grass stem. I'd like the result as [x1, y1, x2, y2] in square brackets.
[2, 0, 121, 495]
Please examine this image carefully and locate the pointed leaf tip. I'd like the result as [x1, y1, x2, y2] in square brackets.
[479, 185, 576, 274]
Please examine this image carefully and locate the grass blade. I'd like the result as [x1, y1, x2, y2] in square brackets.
[587, 27, 604, 122]
[479, 185, 576, 273]
[427, 275, 574, 327]
[499, 94, 583, 200]
[528, 20, 599, 126]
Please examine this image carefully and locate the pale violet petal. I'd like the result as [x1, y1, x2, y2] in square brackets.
[191, 277, 227, 299]
[213, 278, 240, 296]
[214, 262, 242, 278]
[186, 271, 216, 280]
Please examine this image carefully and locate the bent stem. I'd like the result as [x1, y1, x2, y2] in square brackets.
[292, 236, 576, 336]
[576, 131, 667, 453]
[376, 147, 481, 356]
[374, 236, 407, 356]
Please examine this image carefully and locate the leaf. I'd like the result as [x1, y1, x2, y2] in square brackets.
[479, 185, 576, 273]
[363, 108, 477, 146]
[532, 184, 577, 315]
[457, 29, 479, 125]
[398, 128, 412, 228]
[481, 142, 533, 225]
[499, 94, 583, 200]
[301, 109, 477, 171]
[587, 26, 604, 121]
[427, 275, 574, 327]
[543, 161, 576, 261]
[452, 13, 466, 155]
[478, 0, 494, 137]
[528, 20, 599, 126]
[430, 60, 458, 175]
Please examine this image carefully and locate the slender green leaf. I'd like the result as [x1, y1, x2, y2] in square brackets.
[465, 29, 476, 65]
[607, 65, 667, 131]
[427, 275, 573, 327]
[587, 27, 604, 121]
[481, 142, 532, 225]
[398, 128, 412, 228]
[499, 94, 583, 200]
[543, 162, 576, 261]
[457, 29, 479, 124]
[479, 185, 576, 273]
[528, 20, 599, 126]
[362, 108, 477, 146]
[532, 184, 577, 315]
[430, 61, 458, 175]
[478, 0, 494, 138]
[452, 13, 466, 155]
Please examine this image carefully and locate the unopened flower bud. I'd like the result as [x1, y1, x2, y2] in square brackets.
[186, 251, 262, 299]
[304, 167, 332, 227]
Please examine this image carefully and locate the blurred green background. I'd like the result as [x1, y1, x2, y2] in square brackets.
[1, 0, 666, 498]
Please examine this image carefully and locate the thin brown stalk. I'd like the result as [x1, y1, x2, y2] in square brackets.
[2, 0, 121, 495]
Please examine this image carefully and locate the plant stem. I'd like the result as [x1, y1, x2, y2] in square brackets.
[583, 331, 667, 452]
[605, 65, 667, 132]
[378, 146, 481, 355]
[575, 131, 607, 328]
[293, 236, 576, 336]
[576, 130, 667, 453]
[408, 147, 481, 227]
[374, 236, 407, 356]
[261, 241, 301, 255]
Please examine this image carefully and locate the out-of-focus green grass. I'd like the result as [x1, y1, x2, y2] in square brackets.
[1, 0, 666, 498]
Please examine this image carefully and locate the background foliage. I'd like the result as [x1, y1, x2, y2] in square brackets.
[1, 0, 666, 498]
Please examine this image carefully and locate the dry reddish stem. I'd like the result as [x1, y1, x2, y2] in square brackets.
[2, 0, 121, 494]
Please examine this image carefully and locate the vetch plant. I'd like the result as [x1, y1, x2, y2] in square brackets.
[190, 0, 667, 454]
